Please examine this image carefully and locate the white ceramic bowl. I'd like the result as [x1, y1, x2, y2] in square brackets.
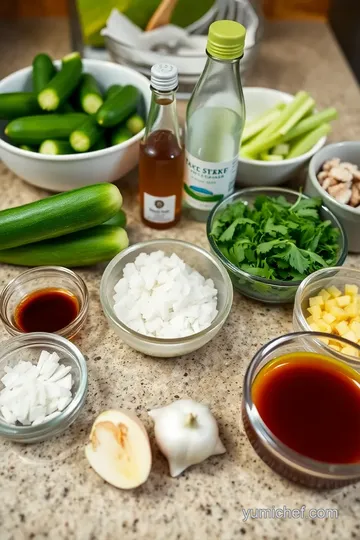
[305, 141, 360, 253]
[100, 240, 233, 358]
[237, 87, 327, 187]
[0, 60, 151, 192]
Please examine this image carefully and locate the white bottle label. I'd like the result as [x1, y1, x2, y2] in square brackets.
[144, 193, 176, 223]
[184, 151, 238, 210]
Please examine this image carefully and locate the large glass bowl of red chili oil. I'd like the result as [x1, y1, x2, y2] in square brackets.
[0, 267, 89, 339]
[242, 331, 360, 488]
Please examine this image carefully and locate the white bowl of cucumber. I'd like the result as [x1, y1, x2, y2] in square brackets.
[0, 58, 151, 192]
[237, 87, 333, 187]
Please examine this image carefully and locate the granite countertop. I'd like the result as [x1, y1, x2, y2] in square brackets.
[0, 18, 360, 540]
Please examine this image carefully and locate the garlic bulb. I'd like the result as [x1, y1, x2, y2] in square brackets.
[149, 399, 226, 477]
[85, 410, 152, 489]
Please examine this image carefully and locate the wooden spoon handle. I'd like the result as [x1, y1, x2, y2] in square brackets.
[146, 0, 180, 31]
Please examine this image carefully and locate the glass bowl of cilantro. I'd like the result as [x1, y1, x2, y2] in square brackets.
[207, 187, 347, 303]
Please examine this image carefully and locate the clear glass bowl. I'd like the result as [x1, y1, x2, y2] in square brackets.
[293, 266, 360, 363]
[0, 332, 87, 443]
[100, 239, 233, 358]
[207, 187, 348, 304]
[242, 331, 360, 488]
[0, 266, 89, 339]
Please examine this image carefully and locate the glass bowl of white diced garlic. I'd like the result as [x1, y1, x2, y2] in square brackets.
[0, 332, 87, 442]
[293, 267, 360, 365]
[100, 239, 233, 358]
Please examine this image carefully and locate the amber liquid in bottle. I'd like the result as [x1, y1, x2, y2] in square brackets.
[139, 93, 184, 229]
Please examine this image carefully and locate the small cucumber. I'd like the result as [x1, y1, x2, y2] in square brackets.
[104, 209, 127, 228]
[0, 225, 129, 267]
[5, 113, 87, 144]
[39, 139, 74, 155]
[38, 52, 82, 111]
[126, 114, 145, 135]
[59, 101, 75, 113]
[32, 53, 56, 94]
[78, 73, 103, 114]
[70, 116, 103, 152]
[111, 126, 132, 146]
[0, 93, 41, 120]
[19, 144, 37, 152]
[0, 183, 122, 249]
[92, 135, 107, 151]
[105, 84, 122, 100]
[97, 85, 140, 127]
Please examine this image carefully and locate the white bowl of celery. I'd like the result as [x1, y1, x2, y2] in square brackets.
[237, 87, 337, 186]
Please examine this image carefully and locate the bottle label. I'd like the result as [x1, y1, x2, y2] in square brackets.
[144, 193, 176, 223]
[184, 151, 238, 210]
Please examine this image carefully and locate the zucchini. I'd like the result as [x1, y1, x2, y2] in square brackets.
[39, 139, 74, 155]
[78, 73, 103, 114]
[0, 183, 122, 250]
[0, 93, 41, 120]
[126, 114, 145, 135]
[111, 126, 132, 146]
[105, 84, 122, 101]
[0, 225, 129, 267]
[5, 113, 87, 144]
[32, 53, 56, 94]
[38, 52, 82, 111]
[104, 209, 127, 228]
[70, 116, 103, 152]
[97, 85, 140, 127]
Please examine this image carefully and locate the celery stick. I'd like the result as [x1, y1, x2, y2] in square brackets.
[287, 123, 331, 158]
[278, 97, 315, 135]
[265, 91, 310, 137]
[240, 92, 309, 155]
[242, 104, 284, 143]
[241, 132, 282, 157]
[272, 143, 289, 156]
[283, 108, 337, 142]
[261, 153, 284, 161]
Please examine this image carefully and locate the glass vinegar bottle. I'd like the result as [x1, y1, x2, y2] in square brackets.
[184, 20, 246, 222]
[139, 64, 184, 229]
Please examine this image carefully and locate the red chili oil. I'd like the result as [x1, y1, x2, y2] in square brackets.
[252, 352, 360, 464]
[14, 288, 79, 333]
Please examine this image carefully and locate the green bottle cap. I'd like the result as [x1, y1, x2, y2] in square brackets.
[207, 20, 246, 60]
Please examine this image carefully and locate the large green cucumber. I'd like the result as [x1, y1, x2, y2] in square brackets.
[5, 113, 87, 144]
[0, 225, 129, 267]
[32, 53, 56, 94]
[0, 183, 122, 250]
[96, 85, 140, 127]
[38, 52, 82, 111]
[0, 93, 41, 120]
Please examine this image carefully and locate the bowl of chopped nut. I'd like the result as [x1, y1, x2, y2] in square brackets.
[306, 142, 360, 253]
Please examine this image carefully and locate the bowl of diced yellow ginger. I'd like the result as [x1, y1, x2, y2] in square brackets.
[294, 267, 360, 361]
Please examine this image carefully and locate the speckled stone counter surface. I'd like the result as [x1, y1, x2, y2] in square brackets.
[0, 18, 360, 540]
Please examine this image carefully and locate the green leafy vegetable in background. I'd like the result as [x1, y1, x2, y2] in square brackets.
[210, 195, 340, 282]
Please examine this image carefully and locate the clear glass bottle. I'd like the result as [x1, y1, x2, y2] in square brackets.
[139, 64, 184, 229]
[184, 20, 246, 222]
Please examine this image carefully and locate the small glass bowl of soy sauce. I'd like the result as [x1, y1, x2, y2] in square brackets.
[0, 266, 89, 339]
[242, 331, 360, 489]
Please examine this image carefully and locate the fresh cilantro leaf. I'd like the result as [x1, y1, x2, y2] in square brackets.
[241, 265, 273, 278]
[282, 243, 310, 274]
[264, 218, 288, 236]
